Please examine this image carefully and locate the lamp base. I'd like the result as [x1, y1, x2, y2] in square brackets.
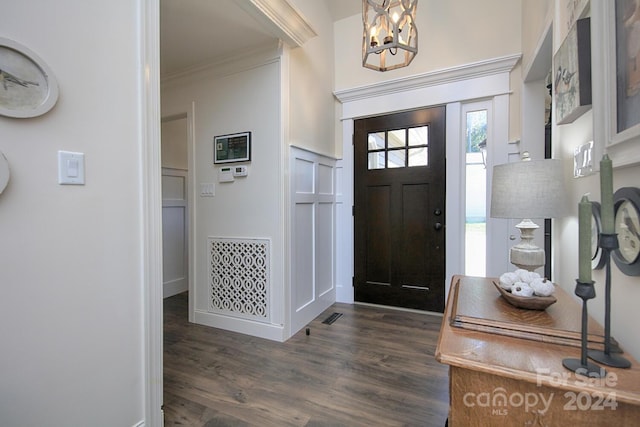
[510, 219, 545, 271]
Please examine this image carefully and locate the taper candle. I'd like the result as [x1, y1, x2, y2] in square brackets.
[579, 194, 592, 283]
[600, 154, 614, 234]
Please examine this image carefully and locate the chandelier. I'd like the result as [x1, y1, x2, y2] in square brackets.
[362, 0, 418, 72]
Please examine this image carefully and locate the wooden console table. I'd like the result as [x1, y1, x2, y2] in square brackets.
[435, 275, 640, 426]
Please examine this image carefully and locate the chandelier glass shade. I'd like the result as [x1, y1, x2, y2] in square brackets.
[362, 0, 418, 72]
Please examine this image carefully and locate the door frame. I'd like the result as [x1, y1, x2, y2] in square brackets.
[161, 104, 197, 322]
[334, 55, 519, 305]
[140, 0, 163, 424]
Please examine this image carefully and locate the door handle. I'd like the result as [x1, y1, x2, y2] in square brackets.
[434, 222, 443, 230]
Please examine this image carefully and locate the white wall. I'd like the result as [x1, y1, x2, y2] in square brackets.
[333, 1, 523, 156]
[0, 1, 146, 426]
[522, 0, 554, 70]
[161, 117, 188, 169]
[288, 0, 337, 158]
[162, 52, 286, 340]
[334, 0, 522, 91]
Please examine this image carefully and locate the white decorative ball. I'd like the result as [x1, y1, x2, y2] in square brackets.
[530, 278, 555, 297]
[517, 270, 541, 284]
[511, 282, 534, 297]
[499, 272, 519, 290]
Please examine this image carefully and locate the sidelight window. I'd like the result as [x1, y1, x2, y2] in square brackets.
[367, 126, 429, 170]
[464, 109, 487, 277]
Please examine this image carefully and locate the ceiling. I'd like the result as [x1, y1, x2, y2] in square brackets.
[160, 0, 361, 76]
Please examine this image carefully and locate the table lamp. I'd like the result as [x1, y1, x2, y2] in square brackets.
[490, 153, 569, 271]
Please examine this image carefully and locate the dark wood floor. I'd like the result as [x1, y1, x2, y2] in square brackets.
[163, 292, 449, 426]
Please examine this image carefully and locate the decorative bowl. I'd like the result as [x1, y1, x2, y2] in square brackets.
[493, 281, 557, 310]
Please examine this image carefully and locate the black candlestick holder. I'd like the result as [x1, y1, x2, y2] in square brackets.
[563, 279, 606, 378]
[588, 233, 631, 368]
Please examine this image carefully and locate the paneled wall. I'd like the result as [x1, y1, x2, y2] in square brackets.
[289, 146, 337, 336]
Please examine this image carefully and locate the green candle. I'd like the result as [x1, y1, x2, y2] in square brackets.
[600, 154, 614, 234]
[579, 194, 592, 283]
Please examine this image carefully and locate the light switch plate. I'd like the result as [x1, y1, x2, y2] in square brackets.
[200, 182, 215, 197]
[58, 151, 85, 185]
[573, 141, 594, 178]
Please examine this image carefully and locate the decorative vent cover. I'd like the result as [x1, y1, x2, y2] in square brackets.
[208, 237, 270, 322]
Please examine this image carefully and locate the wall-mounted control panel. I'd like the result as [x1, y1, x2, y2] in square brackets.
[232, 165, 248, 177]
[218, 167, 234, 183]
[218, 165, 248, 183]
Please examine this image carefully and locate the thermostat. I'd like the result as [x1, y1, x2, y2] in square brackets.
[232, 165, 248, 177]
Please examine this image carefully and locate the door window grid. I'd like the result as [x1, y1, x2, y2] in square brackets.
[367, 126, 429, 170]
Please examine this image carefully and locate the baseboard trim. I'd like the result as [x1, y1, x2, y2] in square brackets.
[194, 309, 286, 342]
[163, 279, 187, 299]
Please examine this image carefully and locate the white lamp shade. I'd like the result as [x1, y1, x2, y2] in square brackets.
[491, 159, 569, 219]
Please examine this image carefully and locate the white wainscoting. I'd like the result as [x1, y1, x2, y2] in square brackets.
[162, 168, 189, 298]
[289, 146, 337, 336]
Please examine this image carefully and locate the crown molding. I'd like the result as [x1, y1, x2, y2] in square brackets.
[161, 40, 282, 85]
[334, 54, 522, 103]
[234, 0, 317, 47]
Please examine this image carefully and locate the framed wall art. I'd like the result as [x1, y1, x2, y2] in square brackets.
[592, 0, 640, 168]
[615, 0, 640, 137]
[214, 131, 251, 164]
[554, 17, 592, 125]
[0, 37, 59, 118]
[559, 0, 590, 38]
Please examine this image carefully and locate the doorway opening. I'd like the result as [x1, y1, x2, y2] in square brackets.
[161, 114, 190, 300]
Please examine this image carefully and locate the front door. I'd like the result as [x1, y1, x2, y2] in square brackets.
[354, 107, 446, 312]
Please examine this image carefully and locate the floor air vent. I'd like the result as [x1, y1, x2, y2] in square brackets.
[322, 312, 343, 325]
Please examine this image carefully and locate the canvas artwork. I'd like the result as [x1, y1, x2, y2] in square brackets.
[554, 18, 592, 125]
[616, 0, 640, 133]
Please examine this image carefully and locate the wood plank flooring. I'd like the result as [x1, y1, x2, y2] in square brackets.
[163, 293, 449, 426]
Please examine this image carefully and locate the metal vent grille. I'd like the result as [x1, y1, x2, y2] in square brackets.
[208, 237, 270, 322]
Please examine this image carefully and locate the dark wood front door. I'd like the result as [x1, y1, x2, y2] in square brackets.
[354, 107, 446, 312]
